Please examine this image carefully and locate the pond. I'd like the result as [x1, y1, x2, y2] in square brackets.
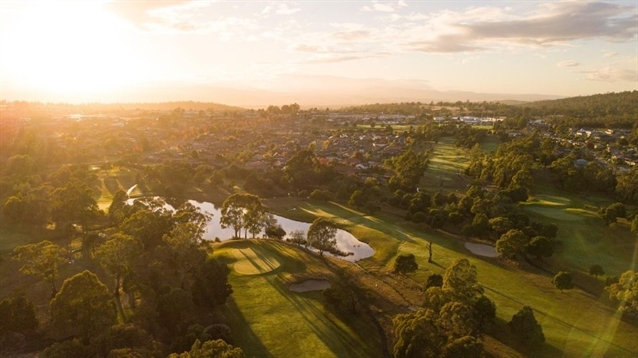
[127, 197, 374, 263]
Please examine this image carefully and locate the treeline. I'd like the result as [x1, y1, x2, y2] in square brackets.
[339, 91, 638, 129]
[465, 133, 638, 204]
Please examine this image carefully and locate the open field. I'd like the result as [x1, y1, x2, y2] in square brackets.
[214, 240, 383, 358]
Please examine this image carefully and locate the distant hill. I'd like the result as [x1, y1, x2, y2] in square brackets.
[73, 101, 245, 112]
[524, 91, 638, 117]
[519, 91, 638, 128]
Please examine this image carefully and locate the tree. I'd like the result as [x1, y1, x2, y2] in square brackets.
[424, 274, 443, 290]
[426, 241, 434, 263]
[509, 306, 545, 347]
[162, 222, 209, 289]
[50, 179, 100, 234]
[393, 309, 446, 358]
[442, 335, 484, 358]
[309, 189, 330, 202]
[94, 233, 141, 320]
[589, 264, 605, 277]
[168, 339, 244, 358]
[108, 189, 129, 225]
[495, 229, 528, 260]
[120, 202, 173, 250]
[348, 190, 366, 209]
[605, 270, 638, 319]
[488, 217, 513, 237]
[265, 224, 286, 240]
[526, 236, 553, 260]
[394, 254, 418, 274]
[41, 338, 95, 358]
[2, 196, 24, 223]
[191, 258, 233, 308]
[219, 193, 264, 239]
[50, 270, 117, 343]
[472, 296, 496, 332]
[157, 288, 196, 336]
[219, 194, 246, 238]
[307, 218, 338, 256]
[443, 258, 483, 303]
[0, 295, 38, 334]
[94, 323, 157, 358]
[552, 271, 574, 293]
[631, 215, 638, 234]
[287, 229, 307, 246]
[323, 278, 362, 315]
[12, 240, 67, 296]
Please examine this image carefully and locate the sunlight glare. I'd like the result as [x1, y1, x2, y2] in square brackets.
[4, 1, 147, 99]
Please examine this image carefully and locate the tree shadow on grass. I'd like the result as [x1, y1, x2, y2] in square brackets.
[487, 317, 563, 358]
[266, 273, 382, 358]
[221, 297, 274, 358]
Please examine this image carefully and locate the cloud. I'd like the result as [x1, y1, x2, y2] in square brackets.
[557, 60, 580, 67]
[106, 0, 202, 26]
[603, 51, 618, 58]
[299, 55, 371, 64]
[400, 1, 637, 53]
[361, 1, 408, 13]
[276, 4, 300, 15]
[581, 67, 637, 82]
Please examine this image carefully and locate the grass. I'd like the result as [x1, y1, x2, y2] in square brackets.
[268, 199, 638, 357]
[3, 155, 636, 357]
[262, 134, 638, 357]
[94, 166, 139, 210]
[481, 135, 501, 153]
[419, 136, 471, 194]
[213, 240, 383, 358]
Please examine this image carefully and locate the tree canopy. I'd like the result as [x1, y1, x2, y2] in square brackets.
[50, 270, 117, 343]
[307, 218, 339, 256]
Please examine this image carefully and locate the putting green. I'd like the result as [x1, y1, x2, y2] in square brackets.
[231, 247, 281, 275]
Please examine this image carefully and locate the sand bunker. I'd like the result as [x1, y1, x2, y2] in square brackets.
[289, 279, 332, 292]
[464, 242, 498, 258]
[232, 248, 281, 275]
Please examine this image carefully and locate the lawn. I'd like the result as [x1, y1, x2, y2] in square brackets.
[213, 240, 384, 358]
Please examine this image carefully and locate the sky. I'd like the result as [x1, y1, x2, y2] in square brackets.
[1, 0, 637, 107]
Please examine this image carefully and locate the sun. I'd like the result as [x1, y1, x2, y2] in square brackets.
[1, 0, 147, 101]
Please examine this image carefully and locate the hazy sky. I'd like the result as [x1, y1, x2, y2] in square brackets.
[1, 0, 637, 105]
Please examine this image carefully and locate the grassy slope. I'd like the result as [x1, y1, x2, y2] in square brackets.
[213, 240, 383, 358]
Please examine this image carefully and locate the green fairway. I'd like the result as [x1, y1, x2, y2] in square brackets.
[214, 240, 383, 358]
[231, 246, 282, 275]
[481, 135, 500, 153]
[420, 136, 471, 193]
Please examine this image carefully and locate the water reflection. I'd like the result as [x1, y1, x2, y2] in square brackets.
[127, 198, 374, 263]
